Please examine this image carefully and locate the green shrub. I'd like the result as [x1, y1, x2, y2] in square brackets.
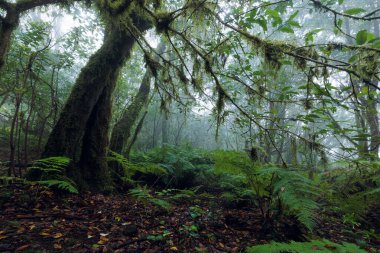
[320, 161, 380, 221]
[129, 145, 215, 188]
[212, 150, 319, 232]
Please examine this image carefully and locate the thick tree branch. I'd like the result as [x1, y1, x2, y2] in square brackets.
[213, 13, 380, 91]
[16, 0, 83, 12]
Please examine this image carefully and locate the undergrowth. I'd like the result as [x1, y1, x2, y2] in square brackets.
[26, 156, 78, 194]
[247, 239, 367, 253]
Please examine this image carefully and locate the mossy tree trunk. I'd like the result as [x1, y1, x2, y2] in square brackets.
[43, 19, 150, 191]
[79, 77, 116, 191]
[110, 70, 152, 157]
[366, 86, 380, 159]
[110, 42, 166, 158]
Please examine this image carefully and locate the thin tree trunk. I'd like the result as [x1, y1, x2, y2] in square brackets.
[124, 111, 148, 156]
[9, 96, 20, 176]
[110, 71, 152, 155]
[110, 42, 166, 157]
[366, 86, 380, 159]
[24, 79, 36, 170]
[161, 113, 169, 146]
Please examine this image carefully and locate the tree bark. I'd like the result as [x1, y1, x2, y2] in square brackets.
[43, 26, 135, 158]
[43, 11, 151, 191]
[42, 26, 136, 191]
[161, 113, 169, 146]
[366, 86, 380, 159]
[110, 42, 166, 157]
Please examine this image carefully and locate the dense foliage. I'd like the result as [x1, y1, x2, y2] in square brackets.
[0, 0, 379, 251]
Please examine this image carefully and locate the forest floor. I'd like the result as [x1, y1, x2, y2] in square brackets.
[0, 182, 379, 253]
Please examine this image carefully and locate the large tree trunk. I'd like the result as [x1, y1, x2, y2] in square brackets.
[43, 5, 151, 191]
[78, 78, 116, 191]
[43, 26, 135, 159]
[43, 25, 140, 191]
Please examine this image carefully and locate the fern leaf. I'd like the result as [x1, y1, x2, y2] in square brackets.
[37, 180, 78, 194]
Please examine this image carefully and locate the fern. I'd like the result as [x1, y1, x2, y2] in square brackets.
[108, 150, 167, 178]
[212, 151, 319, 232]
[26, 156, 78, 194]
[321, 163, 380, 218]
[261, 167, 320, 231]
[247, 239, 367, 253]
[129, 145, 213, 188]
[129, 186, 171, 211]
[37, 180, 78, 194]
[27, 156, 71, 180]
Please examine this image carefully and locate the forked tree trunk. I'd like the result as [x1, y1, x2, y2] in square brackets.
[43, 26, 135, 158]
[78, 78, 116, 191]
[43, 20, 150, 191]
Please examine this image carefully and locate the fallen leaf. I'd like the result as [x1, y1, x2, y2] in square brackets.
[0, 235, 8, 240]
[97, 236, 109, 245]
[53, 243, 62, 249]
[40, 232, 50, 236]
[17, 227, 26, 234]
[170, 246, 178, 250]
[15, 244, 30, 251]
[53, 233, 64, 239]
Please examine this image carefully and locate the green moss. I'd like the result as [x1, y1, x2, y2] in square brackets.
[155, 11, 173, 33]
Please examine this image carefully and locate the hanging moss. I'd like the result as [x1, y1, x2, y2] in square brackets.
[354, 51, 379, 78]
[263, 43, 284, 71]
[97, 0, 132, 15]
[155, 11, 174, 34]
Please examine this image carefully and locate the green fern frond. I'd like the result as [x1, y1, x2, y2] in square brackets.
[37, 180, 78, 194]
[26, 156, 78, 194]
[108, 150, 167, 177]
[365, 188, 380, 195]
[27, 156, 71, 180]
[247, 239, 367, 253]
[260, 167, 319, 231]
[129, 186, 171, 211]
